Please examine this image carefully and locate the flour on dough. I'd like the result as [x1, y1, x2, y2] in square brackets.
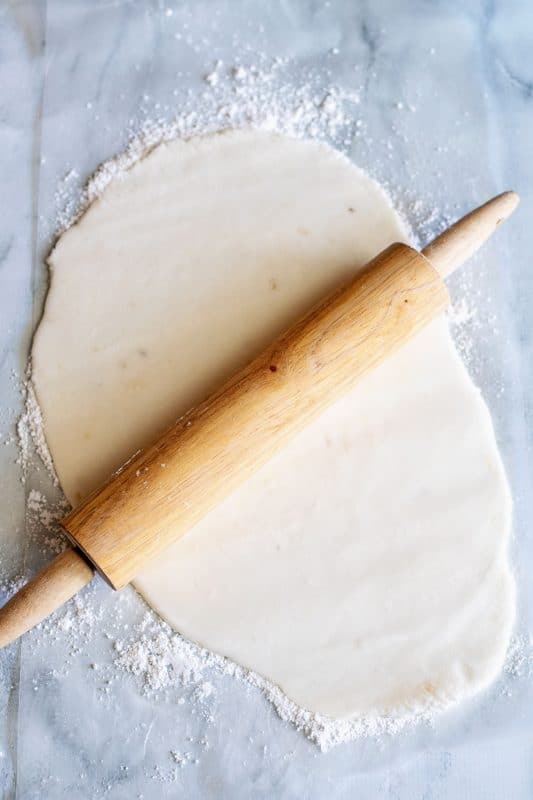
[32, 130, 515, 719]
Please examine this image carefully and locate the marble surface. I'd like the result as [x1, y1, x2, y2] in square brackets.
[1, 0, 532, 797]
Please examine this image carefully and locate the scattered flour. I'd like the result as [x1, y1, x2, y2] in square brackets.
[52, 57, 426, 242]
[504, 634, 533, 680]
[447, 295, 480, 367]
[110, 608, 450, 751]
[16, 371, 59, 487]
[26, 489, 69, 555]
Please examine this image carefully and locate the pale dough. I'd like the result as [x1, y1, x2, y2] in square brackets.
[32, 130, 515, 718]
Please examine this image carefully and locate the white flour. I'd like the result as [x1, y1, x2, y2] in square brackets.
[4, 55, 518, 757]
[53, 55, 444, 246]
[110, 609, 449, 751]
[17, 371, 59, 487]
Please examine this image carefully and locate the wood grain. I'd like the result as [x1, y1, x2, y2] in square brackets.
[62, 243, 449, 588]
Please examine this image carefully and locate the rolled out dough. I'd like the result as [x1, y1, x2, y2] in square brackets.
[32, 130, 515, 719]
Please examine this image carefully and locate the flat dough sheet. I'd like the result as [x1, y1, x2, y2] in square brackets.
[32, 130, 515, 719]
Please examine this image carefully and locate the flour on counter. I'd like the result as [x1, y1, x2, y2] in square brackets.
[16, 371, 59, 487]
[27, 489, 69, 555]
[54, 60, 364, 233]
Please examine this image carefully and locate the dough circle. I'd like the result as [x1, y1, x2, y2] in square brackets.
[32, 130, 515, 718]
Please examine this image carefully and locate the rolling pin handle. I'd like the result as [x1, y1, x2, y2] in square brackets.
[421, 191, 519, 277]
[0, 547, 95, 648]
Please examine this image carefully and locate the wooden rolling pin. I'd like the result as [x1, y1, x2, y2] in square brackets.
[0, 191, 519, 647]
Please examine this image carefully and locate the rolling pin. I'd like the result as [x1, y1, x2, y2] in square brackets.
[0, 191, 519, 647]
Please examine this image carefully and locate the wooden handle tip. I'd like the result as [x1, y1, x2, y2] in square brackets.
[0, 548, 94, 648]
[490, 190, 520, 224]
[422, 190, 519, 277]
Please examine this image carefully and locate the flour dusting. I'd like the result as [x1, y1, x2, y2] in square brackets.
[110, 607, 451, 751]
[17, 371, 59, 487]
[52, 56, 444, 249]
